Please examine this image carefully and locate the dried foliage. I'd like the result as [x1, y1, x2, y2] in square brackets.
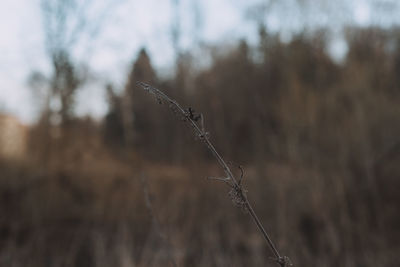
[138, 81, 291, 266]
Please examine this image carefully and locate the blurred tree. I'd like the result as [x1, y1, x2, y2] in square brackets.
[30, 0, 123, 127]
[50, 50, 83, 126]
[39, 0, 86, 127]
[103, 84, 125, 148]
[27, 0, 123, 163]
[123, 48, 158, 152]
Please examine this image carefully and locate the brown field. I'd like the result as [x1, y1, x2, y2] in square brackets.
[1, 26, 400, 266]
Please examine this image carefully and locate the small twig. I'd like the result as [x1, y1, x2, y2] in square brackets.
[139, 173, 178, 267]
[207, 176, 232, 187]
[238, 165, 244, 186]
[137, 82, 292, 267]
[139, 173, 161, 233]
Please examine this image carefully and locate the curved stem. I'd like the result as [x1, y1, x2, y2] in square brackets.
[138, 82, 291, 266]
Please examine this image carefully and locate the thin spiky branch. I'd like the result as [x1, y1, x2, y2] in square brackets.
[137, 81, 292, 267]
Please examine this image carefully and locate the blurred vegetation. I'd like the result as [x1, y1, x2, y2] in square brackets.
[1, 25, 400, 266]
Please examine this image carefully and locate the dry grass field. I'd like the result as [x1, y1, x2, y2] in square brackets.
[1, 26, 400, 266]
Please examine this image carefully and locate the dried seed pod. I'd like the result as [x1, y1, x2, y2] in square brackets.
[228, 186, 248, 213]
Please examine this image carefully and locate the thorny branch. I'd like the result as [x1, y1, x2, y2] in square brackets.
[137, 82, 292, 267]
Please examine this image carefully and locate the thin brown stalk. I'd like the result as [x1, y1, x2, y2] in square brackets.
[139, 172, 178, 267]
[137, 82, 292, 267]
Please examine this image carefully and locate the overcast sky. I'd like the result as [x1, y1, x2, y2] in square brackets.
[1, 0, 399, 124]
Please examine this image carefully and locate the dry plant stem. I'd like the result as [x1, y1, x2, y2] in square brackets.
[139, 173, 178, 267]
[137, 82, 291, 267]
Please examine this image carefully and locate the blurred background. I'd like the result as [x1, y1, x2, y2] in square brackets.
[1, 0, 400, 266]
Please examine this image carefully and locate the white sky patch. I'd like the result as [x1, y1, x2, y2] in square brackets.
[75, 84, 109, 120]
[202, 0, 242, 41]
[267, 15, 281, 32]
[328, 36, 349, 64]
[0, 0, 42, 123]
[0, 81, 35, 123]
[354, 0, 371, 26]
